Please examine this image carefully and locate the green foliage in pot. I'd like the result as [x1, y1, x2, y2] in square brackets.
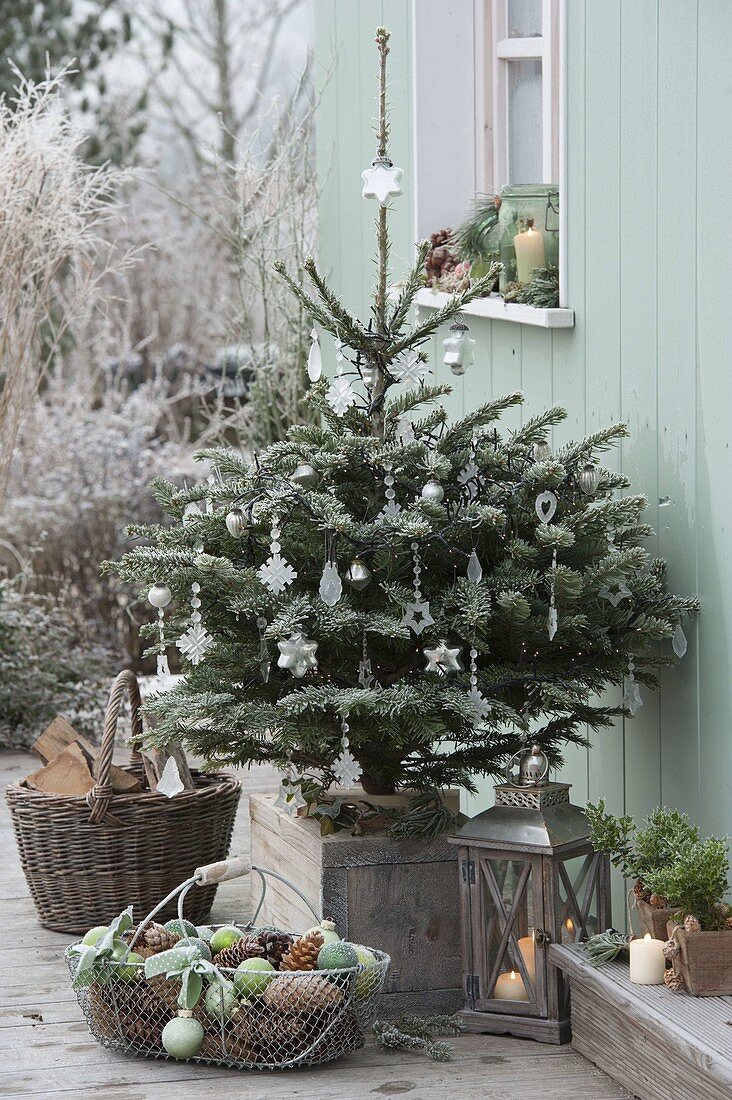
[585, 800, 699, 884]
[644, 838, 730, 931]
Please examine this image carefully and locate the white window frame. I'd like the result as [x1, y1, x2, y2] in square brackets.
[477, 0, 559, 189]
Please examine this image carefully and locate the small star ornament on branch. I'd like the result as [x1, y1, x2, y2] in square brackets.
[423, 640, 464, 676]
[277, 631, 319, 678]
[274, 762, 307, 816]
[599, 576, 632, 607]
[401, 542, 434, 635]
[361, 156, 403, 206]
[392, 352, 429, 386]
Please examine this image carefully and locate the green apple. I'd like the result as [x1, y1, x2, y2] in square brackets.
[233, 957, 275, 998]
[353, 944, 378, 998]
[81, 925, 109, 946]
[210, 925, 244, 955]
[204, 976, 238, 1018]
[112, 946, 145, 982]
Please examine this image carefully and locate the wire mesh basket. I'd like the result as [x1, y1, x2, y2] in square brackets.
[66, 856, 390, 1070]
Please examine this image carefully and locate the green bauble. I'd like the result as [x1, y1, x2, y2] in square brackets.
[177, 937, 212, 961]
[304, 918, 341, 946]
[162, 1015, 204, 1059]
[317, 941, 359, 970]
[112, 946, 145, 982]
[353, 945, 378, 998]
[209, 925, 244, 954]
[163, 918, 198, 938]
[233, 957, 275, 998]
[81, 925, 109, 946]
[204, 977, 238, 1019]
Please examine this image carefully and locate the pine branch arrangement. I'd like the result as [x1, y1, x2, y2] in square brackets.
[372, 1013, 465, 1061]
[107, 26, 698, 819]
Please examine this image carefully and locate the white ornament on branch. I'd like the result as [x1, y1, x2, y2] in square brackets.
[361, 156, 403, 206]
[467, 647, 491, 725]
[623, 658, 644, 716]
[319, 559, 343, 606]
[672, 623, 688, 658]
[535, 490, 558, 524]
[277, 631, 319, 678]
[392, 352, 429, 386]
[467, 549, 483, 584]
[358, 633, 375, 689]
[599, 577, 632, 607]
[307, 326, 322, 382]
[401, 542, 434, 635]
[325, 374, 358, 417]
[257, 516, 297, 595]
[423, 640, 464, 676]
[332, 715, 362, 790]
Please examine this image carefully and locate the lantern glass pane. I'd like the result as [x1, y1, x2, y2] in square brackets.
[556, 853, 600, 943]
[478, 857, 539, 1004]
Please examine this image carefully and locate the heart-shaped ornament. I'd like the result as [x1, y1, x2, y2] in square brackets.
[535, 490, 557, 524]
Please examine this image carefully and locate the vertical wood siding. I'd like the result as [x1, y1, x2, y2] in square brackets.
[315, 1, 732, 859]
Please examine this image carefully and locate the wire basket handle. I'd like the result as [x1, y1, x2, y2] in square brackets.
[87, 669, 143, 825]
[127, 857, 322, 953]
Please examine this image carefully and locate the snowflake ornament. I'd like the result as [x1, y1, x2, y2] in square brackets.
[258, 554, 297, 595]
[325, 374, 358, 416]
[392, 353, 429, 386]
[332, 717, 362, 790]
[467, 685, 492, 725]
[277, 632, 319, 678]
[361, 157, 403, 206]
[176, 622, 213, 665]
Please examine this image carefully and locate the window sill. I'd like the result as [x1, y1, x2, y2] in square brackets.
[414, 288, 575, 329]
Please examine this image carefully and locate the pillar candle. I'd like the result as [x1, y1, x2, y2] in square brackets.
[513, 224, 546, 283]
[494, 969, 529, 1001]
[629, 933, 666, 985]
[518, 933, 536, 981]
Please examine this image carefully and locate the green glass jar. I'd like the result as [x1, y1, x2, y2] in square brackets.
[498, 185, 559, 289]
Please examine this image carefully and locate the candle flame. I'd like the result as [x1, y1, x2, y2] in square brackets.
[643, 933, 652, 941]
[510, 970, 516, 980]
[566, 918, 575, 933]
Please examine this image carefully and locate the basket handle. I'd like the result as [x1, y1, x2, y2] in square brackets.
[195, 856, 252, 885]
[87, 669, 143, 825]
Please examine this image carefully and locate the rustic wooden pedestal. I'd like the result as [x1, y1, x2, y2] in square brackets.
[249, 792, 462, 1014]
[551, 944, 732, 1100]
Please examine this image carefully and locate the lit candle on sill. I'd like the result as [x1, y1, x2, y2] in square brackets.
[494, 969, 529, 1001]
[629, 933, 666, 985]
[518, 931, 536, 982]
[562, 917, 576, 943]
[513, 221, 546, 283]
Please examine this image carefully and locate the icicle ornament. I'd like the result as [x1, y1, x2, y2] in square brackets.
[307, 326, 322, 382]
[672, 623, 688, 658]
[467, 549, 483, 584]
[257, 616, 270, 682]
[623, 658, 644, 716]
[358, 633, 375, 689]
[548, 549, 558, 641]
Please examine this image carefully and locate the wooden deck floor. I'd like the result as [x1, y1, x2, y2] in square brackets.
[0, 750, 632, 1099]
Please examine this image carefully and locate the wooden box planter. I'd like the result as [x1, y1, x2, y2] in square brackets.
[250, 793, 462, 1015]
[668, 922, 732, 996]
[636, 897, 674, 939]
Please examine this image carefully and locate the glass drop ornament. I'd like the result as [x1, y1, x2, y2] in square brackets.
[225, 508, 247, 538]
[290, 462, 319, 489]
[672, 623, 688, 658]
[346, 558, 371, 590]
[578, 463, 601, 495]
[421, 479, 444, 503]
[467, 549, 483, 584]
[319, 561, 343, 606]
[307, 327, 322, 382]
[148, 583, 172, 608]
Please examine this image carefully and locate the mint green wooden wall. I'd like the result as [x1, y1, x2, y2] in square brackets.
[314, 0, 732, 850]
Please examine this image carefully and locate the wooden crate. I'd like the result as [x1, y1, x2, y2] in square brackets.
[250, 792, 462, 1014]
[635, 897, 674, 939]
[669, 923, 732, 996]
[551, 944, 732, 1100]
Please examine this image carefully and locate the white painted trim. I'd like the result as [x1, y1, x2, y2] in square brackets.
[412, 287, 575, 328]
[558, 0, 568, 307]
[495, 37, 543, 59]
[541, 0, 553, 183]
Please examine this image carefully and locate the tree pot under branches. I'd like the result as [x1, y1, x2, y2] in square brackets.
[250, 793, 462, 1015]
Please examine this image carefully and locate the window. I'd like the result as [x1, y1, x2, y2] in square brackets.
[478, 0, 560, 189]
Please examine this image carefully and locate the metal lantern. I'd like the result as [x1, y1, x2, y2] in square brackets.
[448, 744, 610, 1044]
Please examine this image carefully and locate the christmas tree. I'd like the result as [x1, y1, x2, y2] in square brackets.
[110, 28, 697, 829]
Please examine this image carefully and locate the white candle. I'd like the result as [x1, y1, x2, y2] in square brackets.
[518, 933, 536, 981]
[494, 969, 529, 1001]
[629, 933, 666, 985]
[513, 223, 546, 283]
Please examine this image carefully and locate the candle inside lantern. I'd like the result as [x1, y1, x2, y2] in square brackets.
[494, 969, 529, 1001]
[513, 220, 546, 283]
[563, 917, 576, 943]
[518, 932, 536, 982]
[629, 933, 666, 985]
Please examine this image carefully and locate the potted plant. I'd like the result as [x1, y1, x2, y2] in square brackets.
[585, 802, 701, 938]
[586, 801, 732, 995]
[109, 29, 696, 1013]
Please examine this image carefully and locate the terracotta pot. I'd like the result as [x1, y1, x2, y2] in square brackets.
[666, 920, 732, 996]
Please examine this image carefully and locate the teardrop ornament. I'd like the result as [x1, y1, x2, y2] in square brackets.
[307, 328, 322, 382]
[672, 623, 688, 659]
[467, 549, 483, 584]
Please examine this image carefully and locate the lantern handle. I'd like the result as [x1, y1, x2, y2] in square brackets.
[504, 743, 550, 787]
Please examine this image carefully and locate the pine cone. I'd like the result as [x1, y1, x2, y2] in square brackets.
[147, 973, 182, 1014]
[663, 967, 685, 993]
[662, 938, 680, 960]
[89, 978, 170, 1049]
[684, 914, 702, 934]
[257, 930, 293, 969]
[633, 880, 649, 900]
[214, 935, 264, 971]
[137, 922, 181, 954]
[725, 916, 732, 931]
[649, 894, 669, 909]
[279, 930, 324, 972]
[262, 972, 344, 1013]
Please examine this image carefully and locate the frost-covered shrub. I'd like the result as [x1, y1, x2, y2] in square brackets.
[0, 582, 115, 749]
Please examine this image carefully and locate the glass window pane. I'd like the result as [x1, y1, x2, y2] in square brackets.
[556, 854, 600, 943]
[507, 59, 543, 183]
[480, 858, 538, 1003]
[508, 0, 543, 37]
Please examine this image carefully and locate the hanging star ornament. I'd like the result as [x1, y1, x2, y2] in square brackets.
[361, 157, 403, 206]
[401, 600, 434, 636]
[277, 632, 319, 678]
[176, 622, 213, 665]
[599, 577, 632, 607]
[423, 641, 464, 676]
[623, 678, 644, 716]
[325, 374, 358, 416]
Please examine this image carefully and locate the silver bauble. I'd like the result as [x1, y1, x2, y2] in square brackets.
[421, 479, 445, 503]
[533, 440, 551, 461]
[346, 558, 372, 590]
[148, 583, 172, 608]
[225, 507, 247, 538]
[290, 462, 319, 489]
[578, 463, 600, 495]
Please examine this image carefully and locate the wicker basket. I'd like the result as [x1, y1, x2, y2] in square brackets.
[66, 857, 390, 1071]
[6, 670, 241, 933]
